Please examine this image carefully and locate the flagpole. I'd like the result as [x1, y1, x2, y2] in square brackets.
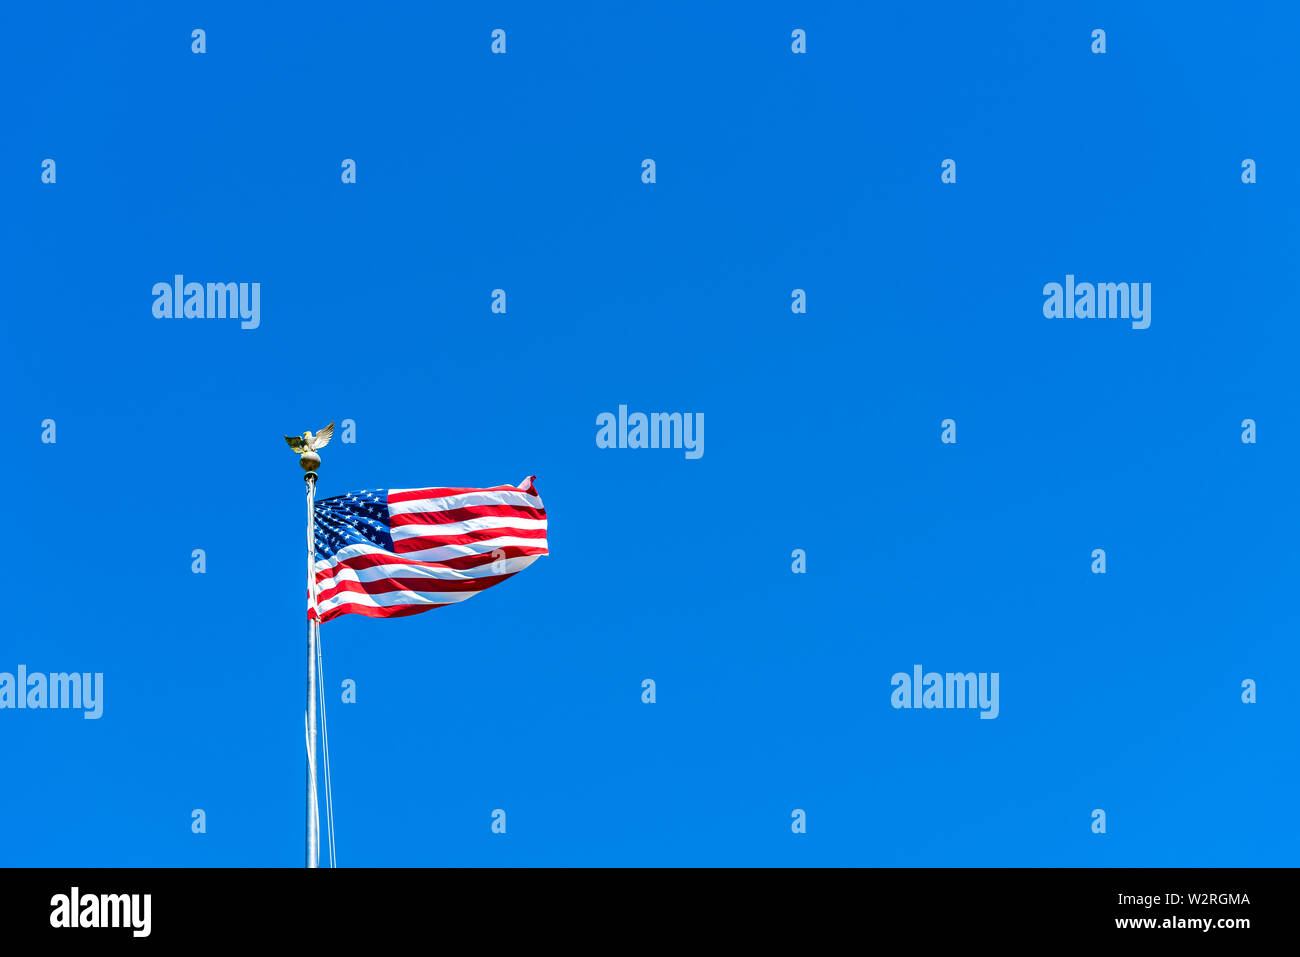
[304, 461, 321, 870]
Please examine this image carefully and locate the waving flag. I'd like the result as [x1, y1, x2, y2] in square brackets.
[309, 476, 547, 623]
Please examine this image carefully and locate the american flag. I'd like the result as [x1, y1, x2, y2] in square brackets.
[309, 476, 547, 623]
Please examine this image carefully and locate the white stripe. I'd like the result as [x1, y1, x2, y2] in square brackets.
[314, 541, 391, 574]
[388, 489, 543, 514]
[313, 541, 546, 577]
[389, 514, 548, 541]
[319, 555, 540, 589]
[316, 587, 479, 612]
[397, 535, 547, 564]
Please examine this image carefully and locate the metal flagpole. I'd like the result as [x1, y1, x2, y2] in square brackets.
[284, 421, 334, 869]
[305, 468, 320, 869]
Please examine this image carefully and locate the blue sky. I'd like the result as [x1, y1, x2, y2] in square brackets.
[2, 1, 1297, 866]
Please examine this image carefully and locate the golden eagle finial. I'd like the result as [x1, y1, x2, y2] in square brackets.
[284, 421, 334, 472]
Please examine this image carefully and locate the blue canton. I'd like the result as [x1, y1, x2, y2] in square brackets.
[314, 489, 393, 561]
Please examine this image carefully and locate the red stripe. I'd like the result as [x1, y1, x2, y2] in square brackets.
[315, 601, 450, 623]
[316, 573, 517, 604]
[315, 545, 547, 585]
[396, 545, 548, 569]
[393, 526, 547, 553]
[389, 503, 546, 527]
[389, 481, 540, 504]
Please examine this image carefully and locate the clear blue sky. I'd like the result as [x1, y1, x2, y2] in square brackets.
[2, 2, 1297, 866]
